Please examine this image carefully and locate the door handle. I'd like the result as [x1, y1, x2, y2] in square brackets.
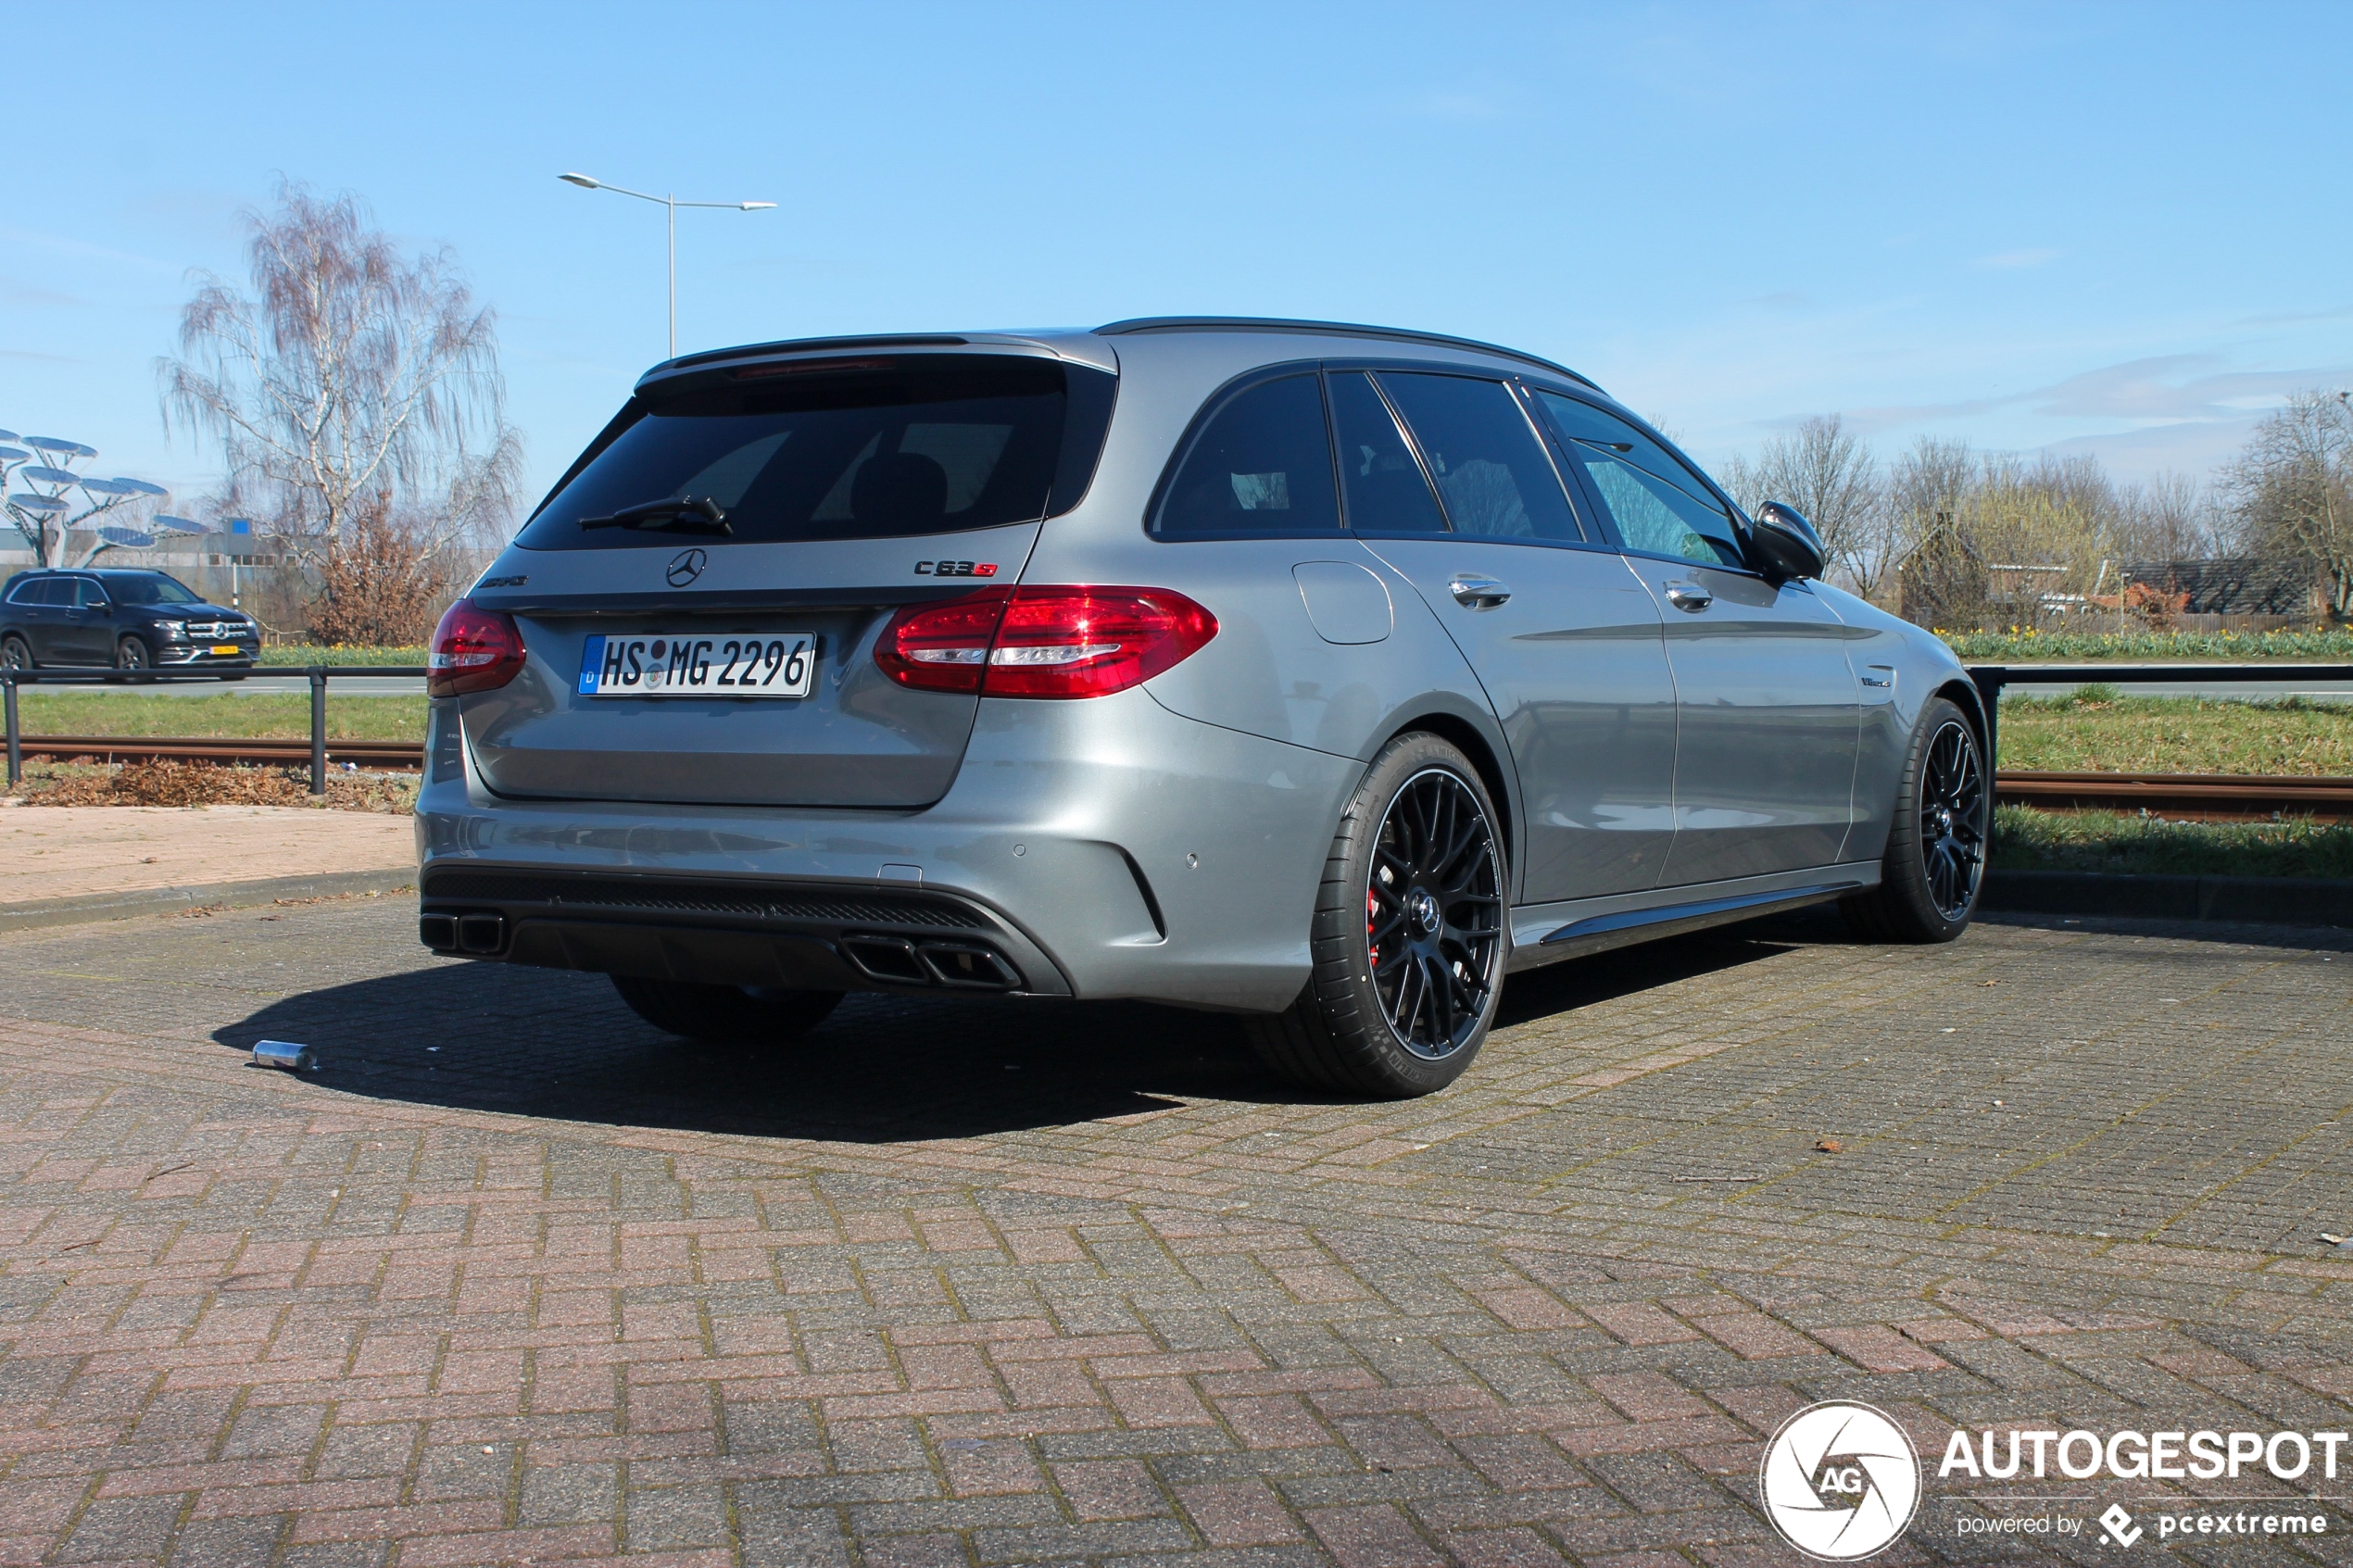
[1449, 574, 1511, 609]
[1663, 581, 1714, 612]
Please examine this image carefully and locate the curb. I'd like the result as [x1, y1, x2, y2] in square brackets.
[1982, 869, 2353, 927]
[0, 868, 417, 933]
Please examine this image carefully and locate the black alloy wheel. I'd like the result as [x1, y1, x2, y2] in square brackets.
[1365, 767, 1505, 1060]
[114, 635, 151, 671]
[1918, 718, 1986, 920]
[1842, 694, 1987, 944]
[0, 635, 31, 671]
[1245, 732, 1510, 1098]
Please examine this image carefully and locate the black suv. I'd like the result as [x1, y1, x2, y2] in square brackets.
[0, 569, 259, 673]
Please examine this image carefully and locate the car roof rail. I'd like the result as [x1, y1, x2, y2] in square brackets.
[1091, 316, 1599, 389]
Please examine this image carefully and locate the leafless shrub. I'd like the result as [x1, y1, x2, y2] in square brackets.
[2226, 390, 2353, 621]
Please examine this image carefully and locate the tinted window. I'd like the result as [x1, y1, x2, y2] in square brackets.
[1377, 373, 1584, 543]
[94, 572, 198, 606]
[1576, 452, 1747, 568]
[520, 356, 1106, 549]
[1535, 393, 1723, 501]
[1534, 392, 1746, 569]
[1329, 372, 1445, 534]
[1156, 374, 1340, 534]
[4, 578, 48, 606]
[73, 579, 109, 608]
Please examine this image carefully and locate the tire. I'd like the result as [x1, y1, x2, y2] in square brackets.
[114, 636, 155, 682]
[610, 975, 843, 1044]
[1244, 733, 1508, 1098]
[0, 635, 31, 671]
[1842, 695, 1988, 944]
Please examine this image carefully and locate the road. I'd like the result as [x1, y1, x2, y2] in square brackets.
[0, 895, 2346, 1563]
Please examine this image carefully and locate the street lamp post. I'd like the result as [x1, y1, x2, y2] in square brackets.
[559, 173, 775, 359]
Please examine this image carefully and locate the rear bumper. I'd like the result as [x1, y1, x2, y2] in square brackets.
[414, 686, 1363, 1011]
[417, 866, 1054, 995]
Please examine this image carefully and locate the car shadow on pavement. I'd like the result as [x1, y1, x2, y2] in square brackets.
[214, 920, 1825, 1141]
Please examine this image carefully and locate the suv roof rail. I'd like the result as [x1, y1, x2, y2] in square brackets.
[659, 333, 972, 373]
[1092, 316, 1598, 389]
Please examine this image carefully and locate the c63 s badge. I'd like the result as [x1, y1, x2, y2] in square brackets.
[916, 560, 998, 577]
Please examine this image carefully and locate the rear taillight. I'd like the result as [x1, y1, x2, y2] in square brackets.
[427, 599, 526, 697]
[874, 587, 1011, 695]
[876, 585, 1217, 699]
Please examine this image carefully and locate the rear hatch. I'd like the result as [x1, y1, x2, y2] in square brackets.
[463, 349, 1115, 808]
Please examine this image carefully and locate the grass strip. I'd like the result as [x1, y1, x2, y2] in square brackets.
[1993, 804, 2353, 879]
[14, 692, 422, 742]
[1939, 627, 2353, 662]
[1995, 690, 2353, 775]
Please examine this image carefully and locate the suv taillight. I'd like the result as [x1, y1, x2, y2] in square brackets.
[876, 585, 1217, 699]
[428, 599, 526, 696]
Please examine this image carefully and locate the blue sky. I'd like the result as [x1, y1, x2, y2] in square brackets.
[5, 0, 2349, 511]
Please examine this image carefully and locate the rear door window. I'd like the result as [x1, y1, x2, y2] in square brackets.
[1376, 373, 1585, 543]
[1155, 374, 1340, 534]
[519, 355, 1112, 549]
[1328, 372, 1446, 535]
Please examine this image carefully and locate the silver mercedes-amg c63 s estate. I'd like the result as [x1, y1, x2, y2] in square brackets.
[416, 319, 1989, 1097]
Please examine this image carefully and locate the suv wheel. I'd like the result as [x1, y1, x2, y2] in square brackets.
[114, 635, 153, 675]
[1245, 733, 1507, 1098]
[1, 634, 31, 671]
[1842, 695, 1987, 943]
[610, 974, 843, 1044]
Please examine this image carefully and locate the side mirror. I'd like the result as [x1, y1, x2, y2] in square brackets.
[1750, 501, 1827, 583]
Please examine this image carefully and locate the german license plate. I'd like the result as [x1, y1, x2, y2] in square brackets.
[578, 633, 818, 698]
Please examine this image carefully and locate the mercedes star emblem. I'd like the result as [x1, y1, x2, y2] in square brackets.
[666, 547, 709, 586]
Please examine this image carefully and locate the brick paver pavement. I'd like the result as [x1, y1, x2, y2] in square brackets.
[0, 897, 2347, 1565]
[0, 806, 412, 907]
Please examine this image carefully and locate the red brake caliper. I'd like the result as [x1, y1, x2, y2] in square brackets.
[1366, 886, 1380, 965]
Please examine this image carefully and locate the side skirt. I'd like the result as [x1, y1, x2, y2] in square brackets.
[1506, 862, 1881, 971]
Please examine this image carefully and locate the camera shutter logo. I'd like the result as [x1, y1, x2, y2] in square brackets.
[666, 547, 708, 587]
[1758, 1401, 1921, 1561]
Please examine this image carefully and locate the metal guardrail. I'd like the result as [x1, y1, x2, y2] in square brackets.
[0, 666, 429, 795]
[1966, 663, 2353, 810]
[3, 659, 2347, 806]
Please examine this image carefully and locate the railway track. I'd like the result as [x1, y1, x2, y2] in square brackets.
[1992, 770, 2353, 822]
[9, 736, 2350, 821]
[18, 735, 425, 771]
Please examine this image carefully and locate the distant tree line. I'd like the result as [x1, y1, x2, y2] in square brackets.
[1719, 401, 2353, 626]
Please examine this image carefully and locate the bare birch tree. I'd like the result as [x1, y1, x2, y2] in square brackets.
[157, 182, 522, 642]
[2227, 390, 2353, 621]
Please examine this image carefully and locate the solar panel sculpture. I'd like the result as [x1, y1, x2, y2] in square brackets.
[0, 431, 199, 567]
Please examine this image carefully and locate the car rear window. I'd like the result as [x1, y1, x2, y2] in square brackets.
[518, 355, 1114, 549]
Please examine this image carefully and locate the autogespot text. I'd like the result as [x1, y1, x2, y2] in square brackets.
[1941, 1427, 2349, 1481]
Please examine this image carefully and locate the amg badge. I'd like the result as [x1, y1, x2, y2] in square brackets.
[915, 560, 998, 577]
